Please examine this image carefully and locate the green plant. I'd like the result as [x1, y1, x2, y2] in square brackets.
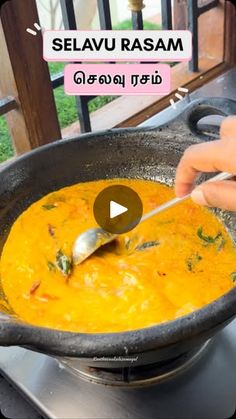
[113, 19, 160, 30]
[0, 116, 14, 163]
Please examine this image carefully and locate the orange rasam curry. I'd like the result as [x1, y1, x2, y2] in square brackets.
[0, 179, 235, 333]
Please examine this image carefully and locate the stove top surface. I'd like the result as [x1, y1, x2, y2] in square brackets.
[0, 319, 236, 419]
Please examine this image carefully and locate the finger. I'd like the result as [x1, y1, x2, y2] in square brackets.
[175, 141, 221, 196]
[220, 116, 236, 141]
[175, 139, 236, 197]
[191, 180, 236, 211]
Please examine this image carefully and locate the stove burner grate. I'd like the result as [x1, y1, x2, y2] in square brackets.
[57, 340, 210, 387]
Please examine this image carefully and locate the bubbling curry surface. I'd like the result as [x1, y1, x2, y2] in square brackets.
[0, 179, 235, 333]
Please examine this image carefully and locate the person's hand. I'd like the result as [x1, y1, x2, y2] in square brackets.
[175, 116, 236, 211]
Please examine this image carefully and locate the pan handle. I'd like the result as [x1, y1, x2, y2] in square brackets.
[0, 313, 23, 346]
[152, 97, 236, 141]
[0, 313, 37, 347]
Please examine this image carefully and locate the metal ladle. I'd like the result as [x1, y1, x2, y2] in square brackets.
[72, 172, 233, 265]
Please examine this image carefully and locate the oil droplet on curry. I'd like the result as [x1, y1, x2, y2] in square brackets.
[0, 179, 235, 333]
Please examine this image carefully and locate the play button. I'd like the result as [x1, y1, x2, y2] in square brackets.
[93, 185, 143, 234]
[110, 201, 128, 219]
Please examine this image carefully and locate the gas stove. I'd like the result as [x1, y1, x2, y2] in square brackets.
[1, 68, 236, 419]
[0, 321, 236, 418]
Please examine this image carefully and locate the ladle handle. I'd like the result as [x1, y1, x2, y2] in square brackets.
[140, 172, 234, 223]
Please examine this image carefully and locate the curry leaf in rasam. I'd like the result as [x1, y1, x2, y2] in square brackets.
[56, 250, 72, 277]
[42, 204, 56, 210]
[217, 237, 225, 252]
[47, 261, 56, 272]
[186, 253, 202, 272]
[136, 241, 160, 251]
[231, 272, 236, 282]
[197, 227, 224, 250]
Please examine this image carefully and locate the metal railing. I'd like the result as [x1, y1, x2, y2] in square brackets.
[0, 0, 220, 133]
[188, 0, 219, 71]
[0, 96, 16, 116]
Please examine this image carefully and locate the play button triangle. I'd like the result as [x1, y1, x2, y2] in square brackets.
[110, 200, 128, 219]
[93, 184, 143, 234]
